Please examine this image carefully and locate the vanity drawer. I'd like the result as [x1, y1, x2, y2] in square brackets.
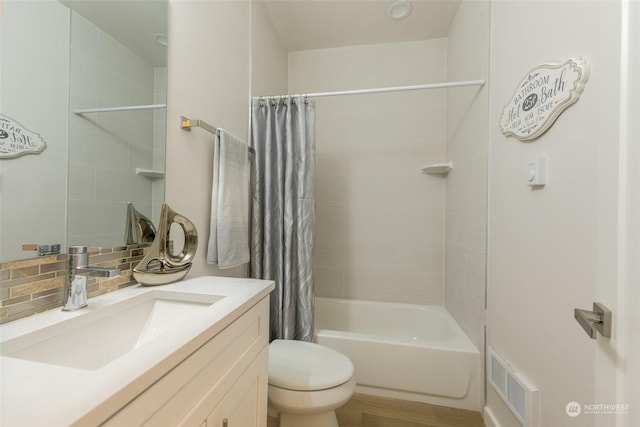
[102, 297, 269, 426]
[197, 345, 268, 427]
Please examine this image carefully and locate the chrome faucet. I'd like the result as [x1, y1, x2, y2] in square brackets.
[63, 246, 120, 311]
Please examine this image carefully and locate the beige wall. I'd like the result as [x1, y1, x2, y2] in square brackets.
[486, 1, 625, 426]
[288, 40, 448, 304]
[445, 0, 490, 353]
[622, 2, 640, 422]
[165, 0, 251, 278]
[165, 0, 288, 278]
[251, 1, 288, 98]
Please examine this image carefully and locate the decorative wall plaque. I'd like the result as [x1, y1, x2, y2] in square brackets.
[0, 114, 47, 158]
[499, 57, 589, 141]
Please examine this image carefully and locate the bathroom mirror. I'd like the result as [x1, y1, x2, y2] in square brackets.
[0, 0, 167, 262]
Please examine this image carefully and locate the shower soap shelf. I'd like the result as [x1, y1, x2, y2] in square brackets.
[421, 162, 453, 174]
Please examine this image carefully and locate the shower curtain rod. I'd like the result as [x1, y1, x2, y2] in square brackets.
[253, 79, 485, 99]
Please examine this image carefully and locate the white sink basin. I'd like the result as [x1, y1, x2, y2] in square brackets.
[1, 290, 224, 370]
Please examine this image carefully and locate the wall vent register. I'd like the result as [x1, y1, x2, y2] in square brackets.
[488, 347, 539, 427]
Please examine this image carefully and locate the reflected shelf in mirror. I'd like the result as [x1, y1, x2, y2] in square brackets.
[73, 104, 167, 115]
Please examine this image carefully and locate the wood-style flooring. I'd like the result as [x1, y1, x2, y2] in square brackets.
[267, 393, 486, 427]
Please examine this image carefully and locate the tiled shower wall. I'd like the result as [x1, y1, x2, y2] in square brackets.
[152, 67, 168, 224]
[444, 0, 490, 352]
[0, 246, 146, 324]
[289, 40, 448, 305]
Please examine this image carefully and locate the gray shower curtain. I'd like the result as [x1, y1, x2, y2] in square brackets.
[250, 96, 316, 342]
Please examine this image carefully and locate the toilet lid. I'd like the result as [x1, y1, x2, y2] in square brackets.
[268, 339, 354, 391]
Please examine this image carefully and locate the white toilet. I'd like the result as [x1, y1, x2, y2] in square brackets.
[268, 339, 356, 427]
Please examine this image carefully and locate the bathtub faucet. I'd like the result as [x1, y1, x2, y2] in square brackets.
[63, 245, 120, 311]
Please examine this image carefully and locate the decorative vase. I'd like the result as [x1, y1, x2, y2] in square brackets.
[133, 203, 198, 286]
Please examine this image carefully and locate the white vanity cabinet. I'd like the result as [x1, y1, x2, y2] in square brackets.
[102, 297, 269, 427]
[0, 277, 274, 427]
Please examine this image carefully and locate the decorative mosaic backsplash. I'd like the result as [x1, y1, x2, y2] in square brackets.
[0, 244, 149, 324]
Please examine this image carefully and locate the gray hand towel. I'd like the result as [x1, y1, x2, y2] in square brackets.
[207, 129, 250, 268]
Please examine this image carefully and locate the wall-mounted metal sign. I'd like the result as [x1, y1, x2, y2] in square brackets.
[0, 114, 47, 158]
[499, 57, 589, 141]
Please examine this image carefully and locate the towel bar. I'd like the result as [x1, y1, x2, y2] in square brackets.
[180, 116, 217, 134]
[180, 116, 254, 154]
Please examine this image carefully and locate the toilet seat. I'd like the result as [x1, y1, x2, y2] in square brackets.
[269, 339, 354, 391]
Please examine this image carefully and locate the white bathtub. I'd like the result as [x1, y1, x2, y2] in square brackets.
[314, 297, 480, 410]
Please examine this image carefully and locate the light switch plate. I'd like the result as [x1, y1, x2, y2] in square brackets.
[526, 156, 546, 186]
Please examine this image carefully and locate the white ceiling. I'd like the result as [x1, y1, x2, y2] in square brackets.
[59, 0, 459, 66]
[263, 0, 462, 52]
[61, 0, 167, 67]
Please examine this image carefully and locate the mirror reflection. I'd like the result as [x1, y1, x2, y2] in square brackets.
[0, 0, 167, 262]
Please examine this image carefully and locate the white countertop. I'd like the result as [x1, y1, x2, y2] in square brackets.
[0, 276, 274, 427]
